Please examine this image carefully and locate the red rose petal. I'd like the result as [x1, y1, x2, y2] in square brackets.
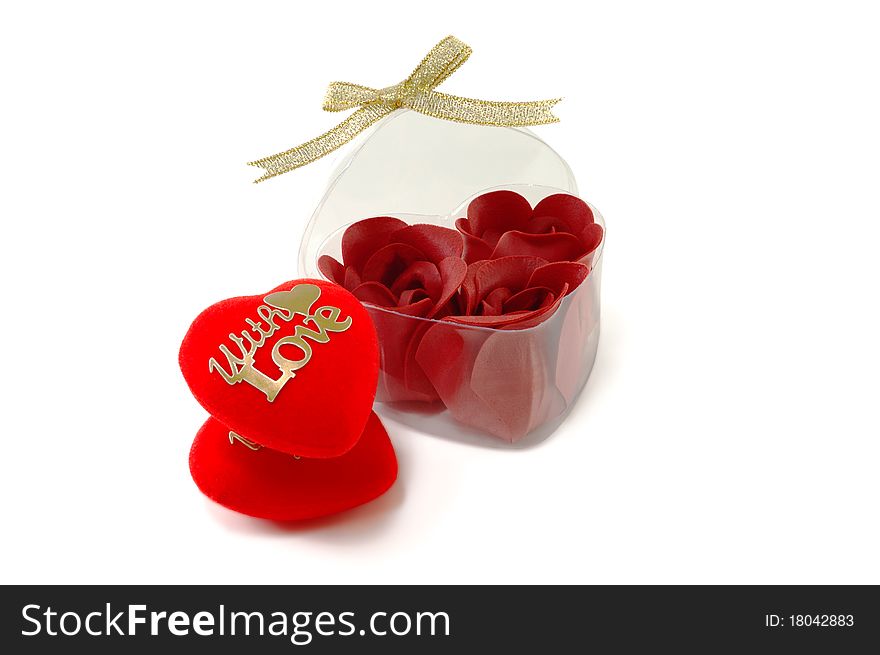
[431, 302, 458, 320]
[443, 313, 528, 328]
[473, 255, 548, 301]
[386, 296, 434, 318]
[504, 286, 555, 313]
[341, 217, 408, 271]
[580, 222, 604, 256]
[466, 190, 533, 239]
[469, 330, 563, 441]
[532, 194, 594, 233]
[343, 266, 362, 291]
[528, 214, 572, 234]
[504, 289, 568, 329]
[391, 224, 464, 262]
[445, 286, 568, 330]
[454, 217, 476, 237]
[460, 260, 489, 315]
[416, 322, 565, 442]
[390, 261, 443, 301]
[490, 230, 585, 263]
[444, 311, 531, 329]
[528, 261, 590, 297]
[431, 257, 468, 318]
[401, 319, 439, 400]
[398, 288, 431, 306]
[414, 320, 478, 413]
[361, 242, 426, 287]
[456, 218, 494, 264]
[480, 287, 513, 316]
[317, 255, 345, 285]
[368, 299, 437, 403]
[383, 257, 467, 395]
[351, 281, 397, 307]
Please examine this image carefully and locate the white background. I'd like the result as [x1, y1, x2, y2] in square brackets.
[1, 1, 878, 584]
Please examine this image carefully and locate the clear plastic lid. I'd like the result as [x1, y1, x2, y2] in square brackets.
[298, 109, 578, 277]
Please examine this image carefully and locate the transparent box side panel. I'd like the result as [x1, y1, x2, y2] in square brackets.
[299, 110, 578, 278]
[298, 109, 602, 445]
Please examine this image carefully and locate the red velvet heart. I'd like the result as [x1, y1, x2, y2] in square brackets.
[179, 279, 379, 458]
[189, 412, 397, 521]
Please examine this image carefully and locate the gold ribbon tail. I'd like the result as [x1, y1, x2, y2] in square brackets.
[249, 36, 562, 183]
[248, 104, 394, 183]
[407, 92, 561, 127]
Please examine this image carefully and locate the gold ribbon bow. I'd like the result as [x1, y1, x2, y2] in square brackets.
[248, 36, 561, 183]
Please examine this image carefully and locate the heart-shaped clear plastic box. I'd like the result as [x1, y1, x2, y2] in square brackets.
[298, 110, 603, 443]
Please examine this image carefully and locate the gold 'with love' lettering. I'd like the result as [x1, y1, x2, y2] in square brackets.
[208, 284, 352, 402]
[228, 430, 302, 459]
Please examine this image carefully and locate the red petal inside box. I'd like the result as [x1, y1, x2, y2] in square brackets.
[491, 230, 585, 262]
[341, 216, 408, 271]
[532, 193, 595, 232]
[391, 224, 464, 262]
[467, 189, 533, 240]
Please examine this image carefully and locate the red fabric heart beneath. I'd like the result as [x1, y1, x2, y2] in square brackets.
[189, 412, 397, 521]
[179, 279, 378, 458]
